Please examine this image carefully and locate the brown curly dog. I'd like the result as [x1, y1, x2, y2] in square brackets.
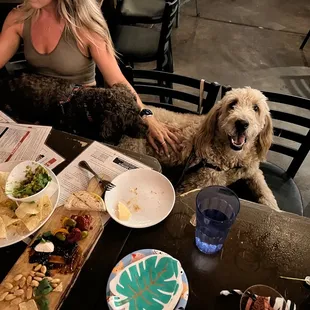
[0, 73, 146, 144]
[120, 87, 279, 210]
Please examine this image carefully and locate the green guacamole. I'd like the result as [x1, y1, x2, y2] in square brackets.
[12, 165, 51, 198]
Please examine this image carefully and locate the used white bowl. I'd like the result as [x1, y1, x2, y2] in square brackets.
[5, 160, 52, 203]
[105, 169, 176, 228]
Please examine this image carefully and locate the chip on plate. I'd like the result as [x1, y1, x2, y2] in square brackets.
[38, 195, 53, 220]
[15, 202, 40, 219]
[0, 171, 9, 189]
[0, 216, 7, 239]
[1, 214, 20, 227]
[22, 214, 41, 232]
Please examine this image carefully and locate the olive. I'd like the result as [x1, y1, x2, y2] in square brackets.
[55, 232, 66, 241]
[81, 231, 88, 239]
[63, 218, 77, 228]
[43, 231, 52, 238]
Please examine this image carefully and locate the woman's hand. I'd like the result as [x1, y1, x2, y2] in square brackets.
[144, 116, 181, 156]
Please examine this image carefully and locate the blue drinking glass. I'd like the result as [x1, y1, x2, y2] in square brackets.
[195, 186, 240, 254]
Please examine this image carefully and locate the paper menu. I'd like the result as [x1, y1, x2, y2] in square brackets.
[0, 110, 65, 169]
[0, 123, 51, 162]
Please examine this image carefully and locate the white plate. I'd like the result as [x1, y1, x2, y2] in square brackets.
[105, 169, 175, 228]
[0, 161, 60, 248]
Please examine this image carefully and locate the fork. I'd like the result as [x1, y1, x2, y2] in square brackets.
[78, 160, 115, 191]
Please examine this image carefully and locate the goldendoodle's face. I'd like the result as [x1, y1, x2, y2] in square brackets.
[218, 88, 270, 151]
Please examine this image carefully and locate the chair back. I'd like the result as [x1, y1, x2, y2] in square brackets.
[4, 44, 28, 76]
[125, 68, 220, 114]
[222, 86, 310, 178]
[157, 0, 178, 64]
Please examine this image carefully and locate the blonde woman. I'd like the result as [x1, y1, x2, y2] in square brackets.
[0, 0, 180, 154]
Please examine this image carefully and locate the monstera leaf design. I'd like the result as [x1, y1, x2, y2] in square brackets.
[109, 254, 182, 310]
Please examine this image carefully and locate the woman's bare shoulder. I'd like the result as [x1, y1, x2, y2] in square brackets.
[2, 7, 25, 33]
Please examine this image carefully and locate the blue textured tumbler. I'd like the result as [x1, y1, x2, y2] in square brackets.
[195, 186, 240, 254]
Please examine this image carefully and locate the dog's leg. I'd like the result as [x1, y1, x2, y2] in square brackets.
[246, 170, 279, 211]
[178, 169, 226, 194]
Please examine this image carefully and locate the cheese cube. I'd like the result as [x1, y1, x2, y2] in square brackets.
[118, 202, 131, 221]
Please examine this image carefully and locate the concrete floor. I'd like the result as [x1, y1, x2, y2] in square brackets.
[163, 0, 310, 209]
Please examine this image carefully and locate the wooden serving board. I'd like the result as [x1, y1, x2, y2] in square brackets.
[0, 177, 108, 310]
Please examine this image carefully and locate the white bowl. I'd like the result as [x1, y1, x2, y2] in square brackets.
[105, 169, 175, 228]
[5, 160, 52, 203]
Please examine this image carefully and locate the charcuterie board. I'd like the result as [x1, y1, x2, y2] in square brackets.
[0, 177, 108, 310]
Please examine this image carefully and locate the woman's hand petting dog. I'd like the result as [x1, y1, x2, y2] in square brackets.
[144, 116, 181, 156]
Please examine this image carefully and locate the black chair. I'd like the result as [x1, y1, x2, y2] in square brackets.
[124, 68, 220, 114]
[116, 0, 199, 27]
[4, 43, 28, 77]
[116, 0, 166, 24]
[113, 0, 178, 72]
[300, 30, 310, 50]
[222, 86, 310, 215]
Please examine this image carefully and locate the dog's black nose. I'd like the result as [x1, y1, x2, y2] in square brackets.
[235, 120, 249, 132]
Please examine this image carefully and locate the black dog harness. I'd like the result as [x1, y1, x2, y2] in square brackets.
[175, 147, 243, 188]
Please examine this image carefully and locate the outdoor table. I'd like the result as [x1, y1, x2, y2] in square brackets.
[1, 130, 309, 309]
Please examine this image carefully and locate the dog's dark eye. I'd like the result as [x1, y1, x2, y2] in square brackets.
[229, 100, 238, 110]
[253, 104, 259, 112]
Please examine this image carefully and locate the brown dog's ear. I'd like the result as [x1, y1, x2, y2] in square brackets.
[257, 113, 273, 160]
[195, 103, 221, 157]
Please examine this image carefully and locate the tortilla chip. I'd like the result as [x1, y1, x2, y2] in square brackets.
[0, 216, 7, 239]
[19, 299, 39, 310]
[0, 204, 15, 218]
[0, 171, 9, 189]
[14, 220, 29, 236]
[22, 214, 41, 231]
[0, 187, 9, 204]
[1, 214, 20, 227]
[15, 202, 39, 219]
[38, 195, 53, 220]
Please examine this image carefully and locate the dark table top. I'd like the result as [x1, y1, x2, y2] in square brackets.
[114, 194, 310, 310]
[1, 130, 310, 309]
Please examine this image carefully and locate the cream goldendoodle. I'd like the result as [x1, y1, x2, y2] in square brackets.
[120, 87, 279, 210]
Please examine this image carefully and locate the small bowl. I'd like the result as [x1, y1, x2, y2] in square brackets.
[240, 285, 286, 310]
[5, 161, 51, 202]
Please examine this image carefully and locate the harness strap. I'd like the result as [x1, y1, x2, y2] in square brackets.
[59, 85, 82, 114]
[175, 147, 243, 188]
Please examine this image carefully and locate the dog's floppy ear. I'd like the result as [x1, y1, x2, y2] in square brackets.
[257, 112, 273, 160]
[195, 102, 221, 157]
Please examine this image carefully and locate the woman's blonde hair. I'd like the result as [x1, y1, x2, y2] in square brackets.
[16, 0, 115, 56]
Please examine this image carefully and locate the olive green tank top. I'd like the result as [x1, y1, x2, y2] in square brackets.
[23, 18, 96, 85]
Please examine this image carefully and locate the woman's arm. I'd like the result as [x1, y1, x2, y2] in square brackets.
[0, 10, 23, 69]
[88, 33, 180, 155]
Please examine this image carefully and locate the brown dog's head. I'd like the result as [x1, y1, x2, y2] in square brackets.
[195, 87, 273, 160]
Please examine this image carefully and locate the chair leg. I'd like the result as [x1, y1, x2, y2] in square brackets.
[300, 30, 310, 50]
[175, 0, 180, 28]
[195, 0, 200, 16]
